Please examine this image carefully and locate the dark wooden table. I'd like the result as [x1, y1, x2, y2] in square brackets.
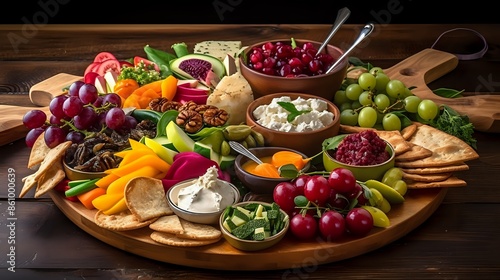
[1, 24, 499, 279]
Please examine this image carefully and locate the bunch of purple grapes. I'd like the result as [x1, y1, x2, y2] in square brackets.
[23, 81, 137, 148]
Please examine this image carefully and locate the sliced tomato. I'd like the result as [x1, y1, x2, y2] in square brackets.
[84, 62, 101, 76]
[97, 59, 121, 76]
[133, 56, 160, 71]
[119, 60, 133, 68]
[94, 51, 117, 63]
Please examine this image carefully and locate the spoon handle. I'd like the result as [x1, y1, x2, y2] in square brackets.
[326, 23, 375, 74]
[316, 7, 351, 55]
[228, 141, 264, 165]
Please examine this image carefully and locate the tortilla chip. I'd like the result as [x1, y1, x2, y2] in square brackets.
[20, 141, 72, 198]
[149, 215, 184, 235]
[150, 231, 221, 247]
[395, 143, 433, 162]
[406, 176, 467, 189]
[28, 131, 51, 169]
[401, 163, 469, 175]
[34, 160, 65, 198]
[125, 176, 173, 222]
[396, 125, 479, 168]
[94, 210, 157, 231]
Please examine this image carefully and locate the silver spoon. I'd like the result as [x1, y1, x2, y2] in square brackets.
[316, 7, 351, 55]
[326, 23, 375, 74]
[228, 141, 264, 165]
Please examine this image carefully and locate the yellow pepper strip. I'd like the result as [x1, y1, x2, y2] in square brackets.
[110, 154, 170, 177]
[92, 193, 123, 212]
[95, 173, 120, 189]
[161, 75, 178, 100]
[102, 197, 128, 215]
[106, 165, 159, 194]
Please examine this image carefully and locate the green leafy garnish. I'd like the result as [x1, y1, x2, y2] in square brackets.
[277, 101, 311, 122]
[118, 60, 162, 86]
[433, 88, 465, 98]
[431, 105, 477, 149]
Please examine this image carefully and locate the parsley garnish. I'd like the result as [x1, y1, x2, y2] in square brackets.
[277, 101, 311, 122]
[432, 105, 477, 149]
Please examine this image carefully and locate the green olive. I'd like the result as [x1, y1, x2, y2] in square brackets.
[393, 180, 408, 196]
[382, 167, 404, 187]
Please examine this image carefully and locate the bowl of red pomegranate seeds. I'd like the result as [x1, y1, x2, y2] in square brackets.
[322, 130, 395, 182]
[239, 38, 348, 101]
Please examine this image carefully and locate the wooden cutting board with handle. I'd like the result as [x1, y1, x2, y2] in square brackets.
[0, 73, 82, 146]
[1, 48, 499, 146]
[383, 48, 500, 133]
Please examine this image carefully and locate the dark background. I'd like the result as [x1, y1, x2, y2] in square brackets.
[2, 0, 498, 24]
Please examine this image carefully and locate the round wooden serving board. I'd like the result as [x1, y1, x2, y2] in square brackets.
[49, 187, 447, 271]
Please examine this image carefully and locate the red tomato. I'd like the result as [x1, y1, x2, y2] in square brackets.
[97, 59, 121, 76]
[133, 56, 159, 71]
[84, 62, 101, 76]
[94, 51, 117, 63]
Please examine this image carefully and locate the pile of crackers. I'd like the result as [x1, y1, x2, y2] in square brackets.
[340, 122, 479, 189]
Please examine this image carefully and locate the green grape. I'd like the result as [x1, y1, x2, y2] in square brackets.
[403, 87, 413, 98]
[404, 95, 421, 113]
[382, 167, 404, 187]
[386, 79, 406, 99]
[369, 66, 384, 75]
[358, 107, 377, 128]
[393, 180, 408, 196]
[374, 73, 390, 93]
[358, 72, 377, 91]
[382, 113, 402, 131]
[333, 90, 349, 106]
[345, 83, 364, 101]
[339, 102, 352, 112]
[374, 93, 390, 110]
[376, 111, 385, 124]
[417, 99, 439, 121]
[340, 109, 359, 126]
[358, 91, 373, 106]
[351, 100, 362, 110]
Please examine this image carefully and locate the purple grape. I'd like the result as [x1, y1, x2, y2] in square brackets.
[22, 109, 47, 129]
[44, 126, 67, 148]
[93, 96, 104, 107]
[49, 95, 68, 119]
[105, 107, 125, 130]
[78, 83, 99, 104]
[74, 106, 97, 130]
[66, 131, 85, 143]
[68, 81, 85, 97]
[124, 115, 138, 129]
[62, 96, 83, 117]
[102, 93, 122, 108]
[25, 127, 45, 147]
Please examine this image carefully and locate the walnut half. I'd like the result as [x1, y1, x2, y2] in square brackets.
[176, 110, 203, 133]
[203, 108, 229, 126]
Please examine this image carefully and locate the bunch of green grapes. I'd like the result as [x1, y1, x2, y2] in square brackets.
[334, 67, 439, 131]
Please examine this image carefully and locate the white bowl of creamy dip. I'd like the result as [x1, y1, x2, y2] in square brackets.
[166, 166, 241, 225]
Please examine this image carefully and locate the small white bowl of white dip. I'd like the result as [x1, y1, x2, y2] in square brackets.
[166, 166, 241, 225]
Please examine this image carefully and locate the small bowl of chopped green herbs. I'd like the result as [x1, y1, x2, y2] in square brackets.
[219, 201, 290, 251]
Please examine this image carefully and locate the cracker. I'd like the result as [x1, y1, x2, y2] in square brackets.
[395, 143, 433, 162]
[149, 215, 184, 234]
[94, 210, 157, 231]
[401, 163, 469, 175]
[176, 218, 222, 240]
[400, 123, 418, 140]
[34, 159, 66, 198]
[150, 231, 221, 247]
[19, 173, 37, 198]
[28, 131, 51, 169]
[406, 176, 467, 189]
[396, 125, 479, 168]
[402, 171, 453, 182]
[125, 176, 173, 222]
